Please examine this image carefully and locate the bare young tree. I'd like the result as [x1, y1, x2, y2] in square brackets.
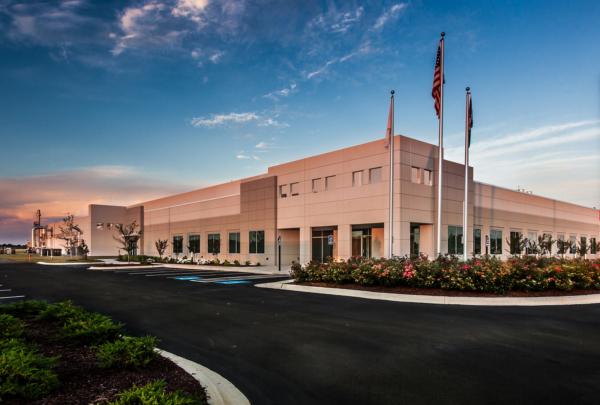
[577, 239, 589, 258]
[57, 214, 83, 256]
[155, 239, 168, 260]
[113, 221, 142, 262]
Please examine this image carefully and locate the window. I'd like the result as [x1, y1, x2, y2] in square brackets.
[557, 233, 566, 254]
[591, 237, 597, 254]
[290, 182, 300, 196]
[208, 233, 220, 254]
[279, 184, 288, 198]
[473, 228, 481, 255]
[229, 232, 240, 254]
[490, 229, 503, 255]
[312, 178, 322, 193]
[510, 231, 522, 255]
[581, 236, 587, 255]
[369, 167, 382, 184]
[448, 226, 464, 255]
[569, 234, 577, 254]
[526, 231, 537, 252]
[249, 230, 265, 254]
[96, 223, 104, 230]
[423, 169, 433, 186]
[325, 175, 336, 190]
[173, 235, 183, 254]
[411, 167, 422, 184]
[188, 234, 200, 254]
[352, 171, 363, 187]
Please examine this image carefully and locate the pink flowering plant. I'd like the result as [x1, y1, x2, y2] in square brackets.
[290, 255, 600, 294]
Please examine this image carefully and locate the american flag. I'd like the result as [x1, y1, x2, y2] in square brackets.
[467, 92, 473, 147]
[432, 43, 442, 118]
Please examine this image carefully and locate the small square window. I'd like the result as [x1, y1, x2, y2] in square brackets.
[312, 178, 322, 193]
[411, 167, 422, 184]
[279, 184, 288, 198]
[352, 171, 363, 187]
[290, 182, 300, 196]
[369, 167, 382, 184]
[325, 175, 335, 190]
[423, 169, 433, 186]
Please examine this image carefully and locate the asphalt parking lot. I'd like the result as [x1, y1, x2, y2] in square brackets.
[1, 262, 600, 405]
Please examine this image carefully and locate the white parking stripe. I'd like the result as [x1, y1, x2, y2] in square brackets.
[0, 289, 11, 292]
[148, 271, 252, 278]
[0, 295, 25, 300]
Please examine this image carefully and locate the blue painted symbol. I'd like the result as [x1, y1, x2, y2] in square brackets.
[175, 276, 201, 281]
[214, 280, 251, 285]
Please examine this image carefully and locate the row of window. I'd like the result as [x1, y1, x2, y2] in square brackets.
[172, 231, 265, 255]
[411, 167, 433, 186]
[447, 227, 598, 255]
[279, 166, 384, 198]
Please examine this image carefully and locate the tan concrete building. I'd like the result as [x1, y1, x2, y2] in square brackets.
[37, 135, 599, 263]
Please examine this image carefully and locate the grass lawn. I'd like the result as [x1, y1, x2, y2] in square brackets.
[0, 252, 100, 263]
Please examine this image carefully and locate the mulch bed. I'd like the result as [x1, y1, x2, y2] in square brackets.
[297, 282, 600, 297]
[6, 320, 207, 405]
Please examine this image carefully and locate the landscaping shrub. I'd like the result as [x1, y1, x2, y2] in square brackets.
[292, 256, 600, 294]
[109, 380, 204, 405]
[0, 314, 24, 339]
[61, 312, 123, 344]
[0, 339, 59, 401]
[39, 301, 123, 344]
[0, 300, 49, 319]
[97, 336, 158, 369]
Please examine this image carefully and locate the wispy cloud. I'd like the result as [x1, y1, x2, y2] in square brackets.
[190, 112, 287, 128]
[446, 120, 600, 208]
[171, 0, 210, 25]
[308, 6, 364, 34]
[372, 3, 408, 30]
[306, 42, 372, 79]
[264, 83, 297, 100]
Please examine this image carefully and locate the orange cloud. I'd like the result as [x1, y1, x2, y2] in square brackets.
[0, 166, 192, 243]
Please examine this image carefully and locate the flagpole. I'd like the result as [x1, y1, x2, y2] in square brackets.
[463, 87, 470, 262]
[389, 90, 395, 258]
[436, 32, 445, 257]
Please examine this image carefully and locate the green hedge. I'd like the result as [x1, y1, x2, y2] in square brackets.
[39, 301, 123, 344]
[0, 314, 24, 339]
[97, 336, 158, 369]
[291, 256, 600, 294]
[0, 338, 59, 401]
[109, 380, 204, 405]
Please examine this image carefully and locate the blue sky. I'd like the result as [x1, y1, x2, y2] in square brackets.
[0, 0, 599, 243]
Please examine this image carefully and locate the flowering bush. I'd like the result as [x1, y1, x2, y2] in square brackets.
[290, 256, 600, 294]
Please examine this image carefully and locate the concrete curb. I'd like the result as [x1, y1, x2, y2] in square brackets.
[88, 264, 156, 270]
[37, 261, 99, 266]
[255, 280, 600, 306]
[156, 349, 250, 405]
[160, 263, 289, 275]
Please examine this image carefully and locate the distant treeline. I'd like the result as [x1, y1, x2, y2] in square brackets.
[0, 244, 27, 249]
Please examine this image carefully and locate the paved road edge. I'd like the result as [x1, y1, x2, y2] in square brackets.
[255, 280, 600, 306]
[156, 348, 250, 405]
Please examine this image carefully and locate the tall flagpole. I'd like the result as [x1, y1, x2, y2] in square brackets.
[436, 32, 445, 256]
[463, 87, 470, 262]
[389, 90, 395, 258]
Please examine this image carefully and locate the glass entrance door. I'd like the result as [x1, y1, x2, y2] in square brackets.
[410, 224, 420, 257]
[312, 229, 335, 262]
[352, 229, 372, 258]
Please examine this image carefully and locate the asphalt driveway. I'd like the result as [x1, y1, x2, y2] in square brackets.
[1, 262, 599, 405]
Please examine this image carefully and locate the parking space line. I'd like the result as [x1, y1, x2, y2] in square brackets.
[0, 295, 26, 300]
[147, 271, 255, 278]
[0, 289, 11, 292]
